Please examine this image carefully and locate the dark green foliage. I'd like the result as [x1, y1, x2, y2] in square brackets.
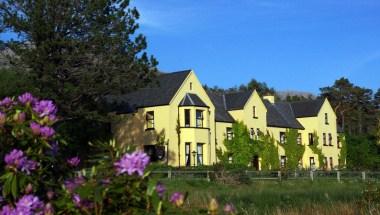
[204, 78, 277, 97]
[284, 94, 313, 102]
[282, 129, 305, 170]
[0, 68, 37, 98]
[320, 78, 378, 136]
[216, 121, 256, 165]
[309, 132, 325, 169]
[259, 133, 280, 170]
[0, 0, 158, 120]
[346, 135, 380, 170]
[164, 180, 365, 214]
[338, 134, 347, 168]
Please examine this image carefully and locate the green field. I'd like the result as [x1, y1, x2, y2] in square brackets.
[159, 179, 379, 215]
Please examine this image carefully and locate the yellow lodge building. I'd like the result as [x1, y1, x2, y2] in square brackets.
[107, 70, 342, 170]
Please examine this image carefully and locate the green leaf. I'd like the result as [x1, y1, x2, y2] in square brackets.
[11, 174, 18, 199]
[147, 181, 156, 197]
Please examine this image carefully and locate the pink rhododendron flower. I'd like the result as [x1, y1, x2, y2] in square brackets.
[170, 192, 184, 207]
[30, 122, 41, 135]
[0, 97, 14, 108]
[33, 100, 57, 118]
[67, 156, 80, 167]
[114, 151, 150, 176]
[40, 126, 55, 138]
[18, 92, 36, 105]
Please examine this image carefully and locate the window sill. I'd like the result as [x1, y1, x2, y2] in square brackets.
[145, 128, 155, 131]
[253, 116, 258, 119]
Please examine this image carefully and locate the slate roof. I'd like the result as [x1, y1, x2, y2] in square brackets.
[106, 70, 191, 113]
[179, 93, 208, 107]
[224, 91, 253, 110]
[207, 91, 235, 123]
[290, 99, 325, 118]
[264, 100, 304, 129]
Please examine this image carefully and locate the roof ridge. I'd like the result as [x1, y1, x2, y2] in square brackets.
[222, 94, 227, 110]
[158, 69, 192, 76]
[187, 93, 195, 105]
[289, 98, 323, 104]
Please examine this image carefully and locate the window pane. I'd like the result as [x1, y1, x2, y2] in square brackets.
[197, 143, 203, 166]
[146, 111, 154, 129]
[226, 127, 233, 140]
[196, 110, 203, 127]
[185, 143, 191, 166]
[184, 109, 190, 127]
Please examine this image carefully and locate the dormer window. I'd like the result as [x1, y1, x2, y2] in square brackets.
[146, 111, 155, 130]
[324, 113, 329, 125]
[253, 106, 257, 118]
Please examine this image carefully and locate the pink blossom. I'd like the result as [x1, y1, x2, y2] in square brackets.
[114, 151, 150, 176]
[67, 157, 80, 167]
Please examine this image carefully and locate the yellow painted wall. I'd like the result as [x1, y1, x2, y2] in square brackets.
[112, 70, 217, 167]
[112, 70, 340, 170]
[297, 99, 340, 169]
[266, 127, 286, 159]
[227, 90, 267, 137]
[215, 121, 233, 153]
[112, 105, 170, 149]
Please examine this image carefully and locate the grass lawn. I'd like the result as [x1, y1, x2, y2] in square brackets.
[158, 179, 377, 215]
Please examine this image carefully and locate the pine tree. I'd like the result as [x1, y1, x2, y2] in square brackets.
[0, 0, 158, 120]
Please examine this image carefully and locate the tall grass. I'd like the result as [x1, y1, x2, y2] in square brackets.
[161, 179, 376, 214]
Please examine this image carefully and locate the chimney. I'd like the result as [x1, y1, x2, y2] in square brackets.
[263, 95, 275, 104]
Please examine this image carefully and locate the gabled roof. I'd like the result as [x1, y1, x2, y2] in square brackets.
[106, 70, 191, 113]
[290, 99, 325, 118]
[224, 91, 253, 110]
[179, 93, 208, 107]
[264, 100, 304, 129]
[207, 91, 235, 123]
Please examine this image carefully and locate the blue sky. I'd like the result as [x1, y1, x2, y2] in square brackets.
[131, 0, 380, 94]
[1, 1, 379, 94]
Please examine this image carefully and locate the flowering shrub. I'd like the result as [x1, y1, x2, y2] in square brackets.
[0, 93, 234, 214]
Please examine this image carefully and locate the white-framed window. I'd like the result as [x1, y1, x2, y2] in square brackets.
[256, 128, 261, 137]
[253, 106, 257, 118]
[280, 132, 286, 144]
[337, 136, 341, 148]
[281, 156, 286, 168]
[250, 128, 255, 139]
[309, 157, 315, 167]
[323, 133, 327, 146]
[184, 109, 190, 127]
[196, 110, 203, 128]
[325, 113, 329, 125]
[228, 154, 233, 164]
[146, 111, 154, 129]
[185, 143, 191, 167]
[329, 157, 333, 169]
[323, 157, 328, 169]
[226, 127, 233, 140]
[308, 133, 314, 145]
[197, 143, 203, 166]
[297, 133, 302, 145]
[328, 133, 333, 146]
